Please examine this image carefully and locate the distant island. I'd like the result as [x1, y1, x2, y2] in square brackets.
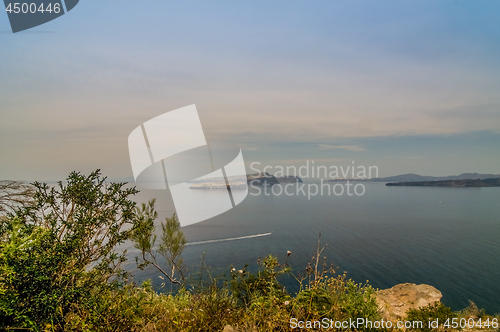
[327, 172, 500, 183]
[246, 172, 280, 186]
[386, 178, 500, 187]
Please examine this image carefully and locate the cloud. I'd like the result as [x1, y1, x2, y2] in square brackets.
[267, 158, 352, 165]
[318, 144, 366, 151]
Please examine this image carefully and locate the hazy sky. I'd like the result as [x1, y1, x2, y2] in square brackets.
[1, 0, 500, 180]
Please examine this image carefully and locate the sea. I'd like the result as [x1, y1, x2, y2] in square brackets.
[123, 181, 500, 314]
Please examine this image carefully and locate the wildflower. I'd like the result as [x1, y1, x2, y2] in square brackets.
[284, 300, 290, 305]
[231, 268, 236, 272]
[287, 251, 291, 256]
[238, 270, 243, 274]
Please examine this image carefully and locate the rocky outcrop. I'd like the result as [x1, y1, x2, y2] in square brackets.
[375, 283, 442, 320]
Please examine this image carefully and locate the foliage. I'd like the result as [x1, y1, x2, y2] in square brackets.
[58, 253, 380, 332]
[64, 281, 242, 332]
[0, 170, 138, 330]
[458, 300, 486, 319]
[131, 199, 186, 285]
[407, 302, 457, 332]
[230, 255, 290, 305]
[159, 212, 186, 281]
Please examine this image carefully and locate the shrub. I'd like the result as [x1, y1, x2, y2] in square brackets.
[0, 170, 138, 330]
[406, 302, 457, 332]
[458, 300, 486, 319]
[230, 255, 290, 306]
[131, 199, 187, 286]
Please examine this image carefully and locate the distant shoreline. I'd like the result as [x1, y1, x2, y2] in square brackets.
[386, 178, 500, 187]
[327, 172, 500, 183]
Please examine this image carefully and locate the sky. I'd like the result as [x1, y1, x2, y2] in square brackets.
[1, 0, 500, 181]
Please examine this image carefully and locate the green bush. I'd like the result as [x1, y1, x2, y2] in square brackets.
[294, 273, 379, 328]
[407, 302, 457, 332]
[230, 255, 290, 305]
[458, 300, 486, 319]
[0, 170, 138, 330]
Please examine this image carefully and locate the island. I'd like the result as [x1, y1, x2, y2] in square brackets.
[327, 172, 500, 183]
[189, 172, 303, 189]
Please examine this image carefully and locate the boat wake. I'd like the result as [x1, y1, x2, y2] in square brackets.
[186, 233, 272, 246]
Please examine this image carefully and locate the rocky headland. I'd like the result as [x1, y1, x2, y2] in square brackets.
[375, 283, 442, 320]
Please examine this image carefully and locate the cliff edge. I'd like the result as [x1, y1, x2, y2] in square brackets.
[375, 283, 442, 320]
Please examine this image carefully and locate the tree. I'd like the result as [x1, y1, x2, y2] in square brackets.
[131, 199, 186, 286]
[0, 170, 138, 330]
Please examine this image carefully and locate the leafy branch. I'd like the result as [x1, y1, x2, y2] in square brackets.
[131, 199, 186, 286]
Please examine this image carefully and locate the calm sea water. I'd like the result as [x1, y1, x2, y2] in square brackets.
[124, 182, 500, 314]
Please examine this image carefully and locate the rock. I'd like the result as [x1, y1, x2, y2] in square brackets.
[375, 283, 442, 320]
